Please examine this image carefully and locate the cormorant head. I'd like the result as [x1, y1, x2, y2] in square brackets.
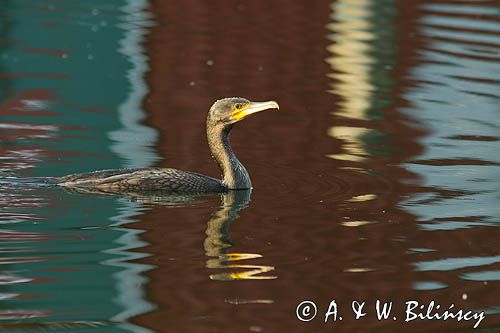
[208, 97, 279, 128]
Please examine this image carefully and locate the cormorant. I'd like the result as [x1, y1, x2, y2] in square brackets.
[52, 97, 279, 193]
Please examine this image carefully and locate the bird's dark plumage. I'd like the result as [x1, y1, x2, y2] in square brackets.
[55, 168, 225, 193]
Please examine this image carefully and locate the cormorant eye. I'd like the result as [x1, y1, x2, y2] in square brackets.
[234, 103, 243, 110]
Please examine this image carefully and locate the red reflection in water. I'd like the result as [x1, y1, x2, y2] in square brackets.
[21, 48, 68, 57]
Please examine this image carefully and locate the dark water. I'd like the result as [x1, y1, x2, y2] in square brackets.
[0, 0, 499, 332]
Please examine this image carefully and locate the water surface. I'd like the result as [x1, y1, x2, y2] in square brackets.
[0, 0, 499, 332]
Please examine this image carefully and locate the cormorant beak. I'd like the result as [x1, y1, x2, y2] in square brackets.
[232, 101, 279, 121]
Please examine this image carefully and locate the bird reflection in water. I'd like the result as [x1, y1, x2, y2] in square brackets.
[61, 188, 277, 281]
[204, 190, 276, 281]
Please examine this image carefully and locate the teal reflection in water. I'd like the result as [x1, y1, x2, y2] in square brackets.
[0, 188, 154, 332]
[402, 2, 500, 230]
[461, 270, 500, 282]
[0, 0, 158, 175]
[401, 2, 500, 291]
[415, 255, 500, 272]
[0, 0, 157, 331]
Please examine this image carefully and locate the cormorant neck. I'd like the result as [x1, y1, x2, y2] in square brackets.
[207, 123, 251, 190]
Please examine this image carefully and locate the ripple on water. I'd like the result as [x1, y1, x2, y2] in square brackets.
[402, 2, 500, 243]
[461, 270, 500, 282]
[259, 161, 400, 206]
[413, 281, 448, 291]
[415, 255, 500, 272]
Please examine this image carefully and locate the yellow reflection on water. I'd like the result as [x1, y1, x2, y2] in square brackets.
[225, 299, 274, 305]
[347, 193, 377, 202]
[327, 126, 370, 162]
[341, 220, 377, 227]
[204, 191, 276, 281]
[325, 0, 377, 163]
[344, 267, 375, 273]
[325, 0, 376, 121]
[207, 253, 276, 281]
